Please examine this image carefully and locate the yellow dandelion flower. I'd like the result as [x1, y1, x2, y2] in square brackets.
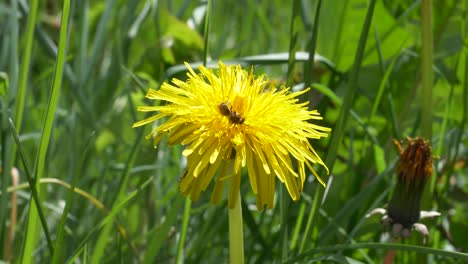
[133, 62, 331, 209]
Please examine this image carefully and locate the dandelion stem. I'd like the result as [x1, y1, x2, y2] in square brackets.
[229, 191, 244, 264]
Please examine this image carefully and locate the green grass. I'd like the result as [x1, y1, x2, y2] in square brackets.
[1, 0, 467, 263]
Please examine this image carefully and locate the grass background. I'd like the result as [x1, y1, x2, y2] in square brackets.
[1, 0, 467, 263]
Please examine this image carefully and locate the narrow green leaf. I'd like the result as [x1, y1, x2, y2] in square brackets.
[69, 176, 153, 264]
[143, 197, 184, 264]
[420, 0, 433, 139]
[373, 145, 386, 174]
[288, 243, 468, 263]
[90, 129, 144, 263]
[9, 118, 53, 255]
[22, 0, 70, 261]
[51, 132, 95, 264]
[300, 0, 377, 252]
[286, 0, 301, 84]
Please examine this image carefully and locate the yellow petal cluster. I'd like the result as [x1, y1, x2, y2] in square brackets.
[133, 62, 331, 209]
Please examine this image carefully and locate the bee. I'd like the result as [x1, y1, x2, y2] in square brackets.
[218, 102, 231, 116]
[218, 102, 245, 124]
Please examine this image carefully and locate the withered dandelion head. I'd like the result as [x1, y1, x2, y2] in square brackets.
[394, 137, 433, 188]
[133, 62, 331, 209]
[367, 137, 440, 242]
[388, 137, 434, 228]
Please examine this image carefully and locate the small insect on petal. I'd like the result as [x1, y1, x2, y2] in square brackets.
[218, 102, 231, 116]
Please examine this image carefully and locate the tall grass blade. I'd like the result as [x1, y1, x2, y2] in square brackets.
[21, 0, 70, 261]
[51, 132, 95, 264]
[288, 243, 468, 263]
[90, 129, 144, 263]
[286, 0, 301, 84]
[303, 0, 322, 89]
[9, 118, 54, 255]
[420, 0, 433, 139]
[299, 0, 377, 253]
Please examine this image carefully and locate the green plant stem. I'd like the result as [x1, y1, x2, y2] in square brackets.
[229, 191, 244, 264]
[420, 0, 433, 139]
[290, 203, 305, 250]
[176, 198, 192, 264]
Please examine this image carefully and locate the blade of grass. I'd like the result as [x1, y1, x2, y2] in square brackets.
[318, 161, 396, 244]
[290, 202, 305, 251]
[324, 0, 376, 180]
[420, 0, 433, 139]
[202, 0, 211, 66]
[51, 132, 95, 264]
[82, 0, 117, 91]
[143, 196, 184, 264]
[90, 123, 144, 263]
[9, 118, 54, 255]
[318, 208, 374, 264]
[433, 79, 454, 195]
[21, 0, 70, 261]
[14, 0, 37, 133]
[360, 32, 404, 167]
[442, 7, 468, 192]
[369, 32, 402, 131]
[287, 243, 468, 263]
[331, 0, 349, 66]
[69, 176, 153, 264]
[286, 0, 301, 84]
[373, 25, 402, 140]
[240, 197, 269, 251]
[309, 83, 379, 147]
[75, 0, 89, 86]
[303, 0, 322, 89]
[363, 0, 421, 60]
[164, 52, 337, 79]
[0, 0, 20, 249]
[299, 0, 377, 253]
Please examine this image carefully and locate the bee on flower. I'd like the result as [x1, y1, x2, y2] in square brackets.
[133, 62, 331, 209]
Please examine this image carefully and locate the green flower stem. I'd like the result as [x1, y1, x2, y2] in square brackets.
[176, 198, 191, 264]
[229, 191, 244, 264]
